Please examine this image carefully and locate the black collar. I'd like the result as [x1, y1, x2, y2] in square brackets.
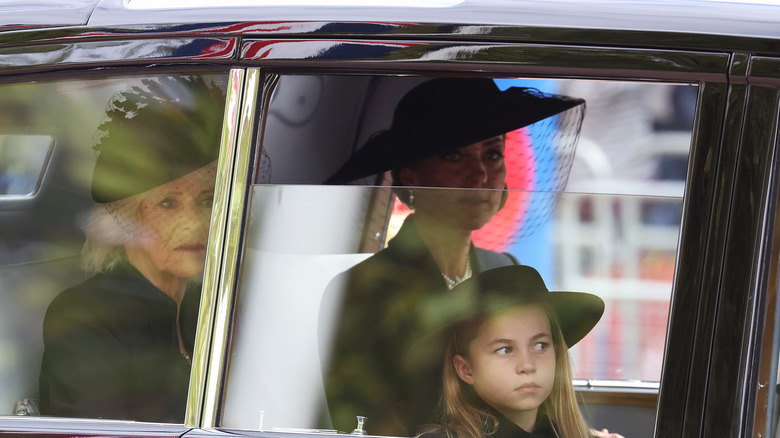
[492, 411, 557, 438]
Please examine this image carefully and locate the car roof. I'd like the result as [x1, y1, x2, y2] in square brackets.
[1, 0, 778, 54]
[3, 0, 780, 36]
[88, 0, 780, 41]
[0, 0, 99, 30]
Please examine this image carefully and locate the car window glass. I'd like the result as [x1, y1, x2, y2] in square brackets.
[223, 75, 696, 438]
[0, 135, 52, 197]
[0, 72, 228, 422]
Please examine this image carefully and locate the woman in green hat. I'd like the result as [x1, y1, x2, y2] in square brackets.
[39, 75, 225, 423]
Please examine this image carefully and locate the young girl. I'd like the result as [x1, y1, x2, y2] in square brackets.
[416, 265, 622, 438]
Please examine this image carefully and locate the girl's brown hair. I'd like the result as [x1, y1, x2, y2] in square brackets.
[420, 303, 590, 438]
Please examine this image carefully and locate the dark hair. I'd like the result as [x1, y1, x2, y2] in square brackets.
[390, 168, 412, 205]
[388, 140, 509, 209]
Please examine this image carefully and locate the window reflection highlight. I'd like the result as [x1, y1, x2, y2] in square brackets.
[224, 185, 680, 433]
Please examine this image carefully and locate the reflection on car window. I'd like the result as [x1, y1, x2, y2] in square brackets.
[0, 135, 51, 197]
[224, 75, 695, 437]
[0, 73, 227, 422]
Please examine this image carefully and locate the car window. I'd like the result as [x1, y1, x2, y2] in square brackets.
[0, 72, 228, 422]
[223, 74, 696, 437]
[0, 135, 52, 197]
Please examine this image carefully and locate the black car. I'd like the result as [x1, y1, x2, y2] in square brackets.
[1, 1, 779, 438]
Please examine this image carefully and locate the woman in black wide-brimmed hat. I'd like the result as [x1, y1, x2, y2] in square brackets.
[320, 78, 585, 436]
[38, 75, 225, 423]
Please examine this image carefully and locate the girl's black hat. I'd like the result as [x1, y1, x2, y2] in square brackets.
[406, 265, 604, 370]
[325, 78, 585, 184]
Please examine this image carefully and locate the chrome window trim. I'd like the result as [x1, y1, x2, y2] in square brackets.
[201, 68, 263, 429]
[573, 379, 660, 393]
[187, 67, 248, 427]
[0, 415, 191, 433]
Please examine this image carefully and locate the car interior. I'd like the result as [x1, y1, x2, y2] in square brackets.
[222, 74, 693, 438]
[0, 72, 693, 438]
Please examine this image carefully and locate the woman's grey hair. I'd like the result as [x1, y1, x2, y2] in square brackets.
[81, 194, 142, 274]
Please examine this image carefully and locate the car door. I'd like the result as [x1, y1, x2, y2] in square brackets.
[193, 34, 739, 438]
[0, 22, 244, 438]
[702, 54, 780, 438]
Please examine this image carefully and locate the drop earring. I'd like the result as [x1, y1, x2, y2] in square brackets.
[408, 190, 415, 209]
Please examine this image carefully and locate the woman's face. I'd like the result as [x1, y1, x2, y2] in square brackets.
[453, 305, 556, 429]
[399, 135, 507, 231]
[129, 165, 216, 281]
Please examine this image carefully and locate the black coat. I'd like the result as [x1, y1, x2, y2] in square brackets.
[418, 412, 559, 438]
[320, 215, 517, 436]
[39, 262, 200, 422]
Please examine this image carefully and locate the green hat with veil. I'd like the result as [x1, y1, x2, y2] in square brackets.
[90, 75, 226, 204]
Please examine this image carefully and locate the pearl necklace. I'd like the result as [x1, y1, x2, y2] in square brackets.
[442, 258, 472, 290]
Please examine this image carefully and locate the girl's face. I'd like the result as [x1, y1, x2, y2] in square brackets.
[399, 135, 507, 231]
[129, 164, 216, 282]
[454, 305, 556, 429]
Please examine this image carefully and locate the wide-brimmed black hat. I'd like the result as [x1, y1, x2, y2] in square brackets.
[325, 78, 585, 184]
[90, 75, 225, 203]
[406, 265, 603, 370]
